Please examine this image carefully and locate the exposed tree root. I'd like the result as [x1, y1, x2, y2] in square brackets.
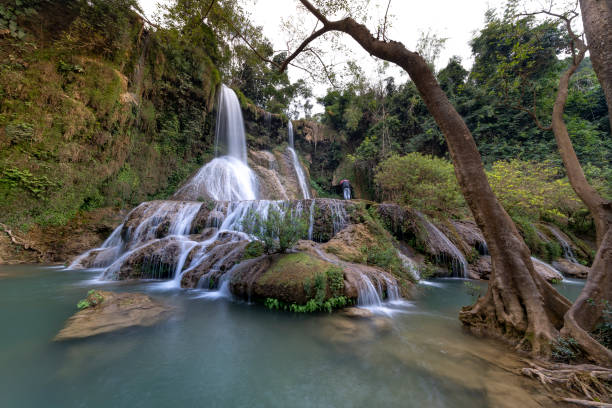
[0, 223, 43, 259]
[521, 360, 612, 404]
[561, 398, 612, 407]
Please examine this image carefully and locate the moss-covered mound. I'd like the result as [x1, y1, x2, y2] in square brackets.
[230, 252, 350, 312]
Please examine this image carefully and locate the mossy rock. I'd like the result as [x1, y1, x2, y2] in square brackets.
[254, 253, 334, 304]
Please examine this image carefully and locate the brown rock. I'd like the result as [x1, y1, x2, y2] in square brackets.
[54, 291, 172, 341]
[468, 255, 492, 280]
[552, 259, 589, 279]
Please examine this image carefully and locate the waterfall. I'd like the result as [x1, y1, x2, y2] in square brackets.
[174, 85, 258, 201]
[546, 225, 578, 263]
[215, 84, 247, 162]
[287, 121, 311, 199]
[415, 211, 468, 278]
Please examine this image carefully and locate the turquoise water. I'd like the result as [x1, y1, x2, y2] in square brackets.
[0, 266, 584, 407]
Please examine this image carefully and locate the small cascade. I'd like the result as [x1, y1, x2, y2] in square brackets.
[287, 121, 311, 199]
[415, 211, 468, 278]
[356, 272, 383, 306]
[354, 270, 402, 310]
[531, 257, 564, 281]
[546, 225, 578, 263]
[329, 199, 348, 235]
[68, 223, 125, 269]
[397, 250, 420, 281]
[308, 199, 315, 240]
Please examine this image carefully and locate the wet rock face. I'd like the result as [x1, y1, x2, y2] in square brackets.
[310, 199, 357, 242]
[552, 259, 589, 279]
[180, 237, 249, 289]
[54, 291, 172, 341]
[114, 237, 186, 280]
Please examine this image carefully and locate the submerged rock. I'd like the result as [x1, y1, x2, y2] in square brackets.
[54, 291, 172, 341]
[552, 259, 589, 279]
[341, 307, 374, 319]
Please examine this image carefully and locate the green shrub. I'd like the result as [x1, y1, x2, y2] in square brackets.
[241, 206, 308, 254]
[242, 241, 264, 260]
[264, 296, 351, 313]
[375, 153, 465, 216]
[76, 289, 104, 310]
[551, 336, 581, 363]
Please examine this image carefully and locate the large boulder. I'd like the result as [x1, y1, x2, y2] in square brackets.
[54, 290, 172, 341]
[321, 223, 371, 263]
[552, 259, 590, 279]
[532, 258, 564, 282]
[230, 252, 340, 304]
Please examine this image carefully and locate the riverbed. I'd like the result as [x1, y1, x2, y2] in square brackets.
[0, 265, 584, 407]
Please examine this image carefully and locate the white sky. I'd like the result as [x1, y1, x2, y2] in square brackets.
[138, 0, 508, 112]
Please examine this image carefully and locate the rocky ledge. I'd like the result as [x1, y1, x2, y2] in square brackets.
[54, 290, 173, 341]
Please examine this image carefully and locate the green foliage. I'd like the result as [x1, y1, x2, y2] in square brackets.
[5, 121, 34, 144]
[0, 0, 40, 40]
[76, 289, 104, 310]
[325, 266, 344, 297]
[264, 296, 351, 313]
[551, 336, 582, 363]
[488, 159, 583, 222]
[592, 300, 612, 349]
[242, 241, 264, 260]
[375, 153, 465, 216]
[241, 206, 308, 254]
[0, 167, 60, 198]
[57, 60, 84, 74]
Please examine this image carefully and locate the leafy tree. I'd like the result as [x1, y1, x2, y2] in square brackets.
[375, 153, 465, 216]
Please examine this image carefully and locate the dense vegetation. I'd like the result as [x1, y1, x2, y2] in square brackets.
[0, 0, 306, 230]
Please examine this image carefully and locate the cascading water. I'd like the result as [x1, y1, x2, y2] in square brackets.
[69, 83, 405, 308]
[531, 257, 564, 281]
[174, 85, 258, 201]
[546, 225, 578, 263]
[415, 211, 468, 278]
[287, 121, 311, 199]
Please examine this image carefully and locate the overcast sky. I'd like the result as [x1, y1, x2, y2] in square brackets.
[138, 0, 509, 111]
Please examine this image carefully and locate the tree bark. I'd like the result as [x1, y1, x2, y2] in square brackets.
[580, 0, 612, 130]
[552, 55, 612, 366]
[290, 0, 572, 357]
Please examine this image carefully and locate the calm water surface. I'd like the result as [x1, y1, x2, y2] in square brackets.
[0, 265, 584, 407]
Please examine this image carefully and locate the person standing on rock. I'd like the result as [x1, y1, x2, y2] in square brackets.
[340, 179, 351, 200]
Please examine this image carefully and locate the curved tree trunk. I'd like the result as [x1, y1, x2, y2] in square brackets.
[552, 45, 612, 366]
[579, 0, 612, 129]
[289, 0, 572, 357]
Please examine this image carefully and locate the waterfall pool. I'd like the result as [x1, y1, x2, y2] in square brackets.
[0, 265, 583, 407]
